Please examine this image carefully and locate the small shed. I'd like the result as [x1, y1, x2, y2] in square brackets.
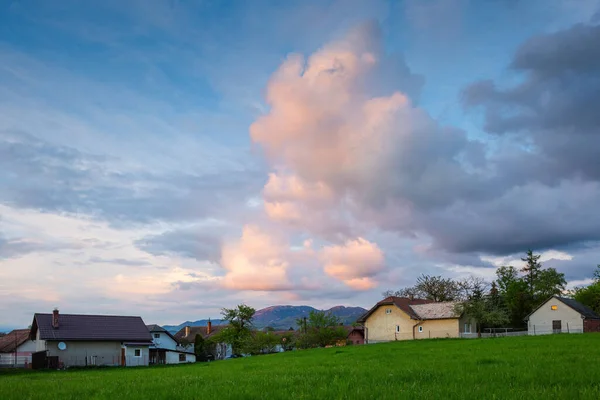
[525, 296, 600, 335]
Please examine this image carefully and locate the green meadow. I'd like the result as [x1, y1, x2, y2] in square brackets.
[1, 334, 599, 400]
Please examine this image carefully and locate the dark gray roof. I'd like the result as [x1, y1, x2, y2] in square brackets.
[557, 297, 600, 319]
[32, 313, 153, 342]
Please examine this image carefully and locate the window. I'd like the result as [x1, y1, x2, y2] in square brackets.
[395, 325, 400, 333]
[154, 333, 160, 338]
[418, 326, 423, 333]
[385, 308, 392, 314]
[179, 354, 186, 362]
[464, 323, 471, 333]
[551, 305, 558, 310]
[134, 349, 141, 357]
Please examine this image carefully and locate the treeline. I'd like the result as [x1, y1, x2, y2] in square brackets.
[189, 304, 350, 360]
[384, 250, 599, 333]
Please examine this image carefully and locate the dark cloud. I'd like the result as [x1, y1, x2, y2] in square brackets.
[0, 129, 264, 225]
[423, 21, 600, 255]
[135, 229, 223, 262]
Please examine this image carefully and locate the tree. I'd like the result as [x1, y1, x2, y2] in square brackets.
[242, 331, 280, 355]
[521, 249, 542, 296]
[415, 274, 459, 301]
[296, 311, 347, 349]
[534, 268, 566, 300]
[455, 284, 509, 336]
[572, 265, 600, 314]
[213, 304, 256, 356]
[383, 274, 459, 302]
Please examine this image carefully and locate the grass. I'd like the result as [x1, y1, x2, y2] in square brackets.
[1, 334, 599, 399]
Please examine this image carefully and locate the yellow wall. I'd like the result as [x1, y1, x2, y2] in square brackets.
[365, 304, 419, 342]
[413, 319, 459, 339]
[365, 304, 464, 342]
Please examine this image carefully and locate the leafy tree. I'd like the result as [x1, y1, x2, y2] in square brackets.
[535, 268, 566, 300]
[296, 311, 347, 349]
[242, 331, 280, 355]
[456, 285, 509, 336]
[213, 304, 256, 356]
[572, 265, 600, 314]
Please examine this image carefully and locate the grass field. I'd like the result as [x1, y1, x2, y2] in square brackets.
[1, 334, 599, 399]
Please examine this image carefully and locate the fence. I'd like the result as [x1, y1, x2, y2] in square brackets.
[367, 325, 587, 344]
[0, 354, 32, 368]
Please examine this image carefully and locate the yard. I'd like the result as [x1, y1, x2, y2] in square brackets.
[1, 334, 599, 399]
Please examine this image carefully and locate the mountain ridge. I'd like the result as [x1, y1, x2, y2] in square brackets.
[162, 305, 367, 333]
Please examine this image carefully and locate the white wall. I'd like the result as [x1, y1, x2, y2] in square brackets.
[150, 331, 178, 351]
[528, 298, 584, 335]
[165, 351, 195, 364]
[125, 345, 150, 367]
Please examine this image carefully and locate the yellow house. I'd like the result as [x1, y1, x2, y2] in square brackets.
[357, 297, 475, 343]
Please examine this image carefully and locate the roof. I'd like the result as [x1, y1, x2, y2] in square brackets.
[31, 313, 152, 342]
[147, 324, 180, 344]
[174, 324, 228, 342]
[525, 296, 600, 320]
[357, 297, 435, 322]
[410, 302, 461, 320]
[343, 325, 365, 337]
[0, 329, 31, 353]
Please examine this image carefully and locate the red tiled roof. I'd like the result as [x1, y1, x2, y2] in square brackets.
[0, 329, 31, 353]
[174, 324, 228, 341]
[356, 297, 435, 322]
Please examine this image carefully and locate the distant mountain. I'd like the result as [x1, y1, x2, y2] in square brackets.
[162, 305, 367, 333]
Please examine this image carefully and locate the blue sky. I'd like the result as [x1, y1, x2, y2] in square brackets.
[1, 0, 599, 330]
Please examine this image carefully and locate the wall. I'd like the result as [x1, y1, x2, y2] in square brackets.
[46, 341, 123, 367]
[348, 331, 364, 345]
[150, 332, 178, 351]
[125, 345, 150, 367]
[365, 305, 416, 342]
[165, 351, 195, 364]
[528, 298, 584, 335]
[584, 319, 600, 332]
[414, 319, 460, 339]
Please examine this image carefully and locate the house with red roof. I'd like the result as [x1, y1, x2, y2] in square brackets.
[357, 297, 475, 343]
[0, 328, 36, 367]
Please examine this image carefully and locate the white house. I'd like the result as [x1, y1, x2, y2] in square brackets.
[30, 309, 153, 368]
[147, 325, 195, 364]
[525, 296, 600, 335]
[0, 329, 36, 367]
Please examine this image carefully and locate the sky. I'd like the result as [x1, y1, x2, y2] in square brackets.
[1, 0, 599, 330]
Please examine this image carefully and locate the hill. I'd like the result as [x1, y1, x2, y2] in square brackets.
[162, 305, 367, 333]
[2, 334, 599, 399]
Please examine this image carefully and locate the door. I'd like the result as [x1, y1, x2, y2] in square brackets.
[552, 320, 562, 334]
[121, 348, 126, 366]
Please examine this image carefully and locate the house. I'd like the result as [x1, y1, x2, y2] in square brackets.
[344, 325, 365, 345]
[0, 329, 36, 367]
[30, 309, 153, 368]
[147, 324, 195, 364]
[525, 296, 600, 335]
[357, 297, 475, 343]
[174, 320, 232, 360]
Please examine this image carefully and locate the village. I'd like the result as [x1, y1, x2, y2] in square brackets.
[2, 292, 598, 370]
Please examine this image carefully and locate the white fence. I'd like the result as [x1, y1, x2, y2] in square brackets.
[460, 326, 584, 338]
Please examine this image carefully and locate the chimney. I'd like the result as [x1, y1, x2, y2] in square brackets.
[207, 319, 212, 335]
[184, 326, 190, 337]
[52, 308, 59, 329]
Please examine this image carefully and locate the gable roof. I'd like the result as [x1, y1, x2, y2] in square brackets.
[525, 296, 600, 320]
[31, 313, 152, 342]
[174, 324, 229, 342]
[147, 324, 179, 344]
[410, 302, 461, 320]
[0, 329, 31, 353]
[356, 297, 435, 322]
